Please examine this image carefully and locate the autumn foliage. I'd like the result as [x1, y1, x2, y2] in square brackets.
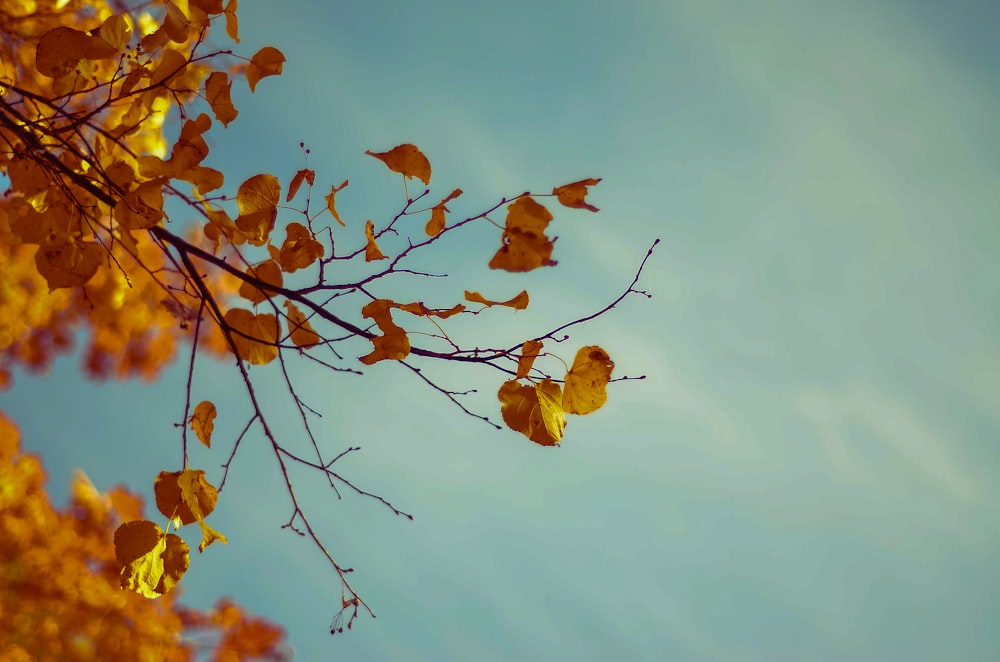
[1, 0, 654, 635]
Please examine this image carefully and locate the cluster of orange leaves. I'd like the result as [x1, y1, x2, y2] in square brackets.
[0, 410, 286, 661]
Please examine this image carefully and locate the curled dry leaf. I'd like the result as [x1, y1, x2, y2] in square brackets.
[277, 222, 324, 272]
[246, 46, 285, 92]
[114, 520, 190, 599]
[562, 345, 614, 415]
[324, 179, 349, 226]
[286, 168, 316, 202]
[488, 197, 556, 272]
[394, 301, 466, 319]
[359, 299, 410, 365]
[553, 178, 602, 212]
[516, 339, 544, 379]
[366, 144, 432, 185]
[426, 188, 463, 236]
[364, 220, 387, 261]
[190, 400, 217, 448]
[464, 289, 529, 311]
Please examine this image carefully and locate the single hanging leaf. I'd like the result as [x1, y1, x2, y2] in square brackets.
[196, 520, 228, 553]
[277, 222, 324, 272]
[247, 46, 285, 92]
[190, 401, 217, 448]
[324, 180, 349, 226]
[224, 0, 240, 42]
[359, 299, 410, 365]
[562, 345, 614, 415]
[425, 188, 463, 236]
[553, 178, 602, 212]
[464, 289, 529, 311]
[235, 174, 280, 245]
[364, 220, 387, 261]
[115, 520, 190, 599]
[516, 339, 544, 379]
[365, 144, 431, 185]
[284, 301, 320, 348]
[154, 469, 220, 525]
[205, 72, 239, 127]
[224, 308, 280, 365]
[488, 197, 556, 272]
[98, 14, 132, 50]
[394, 301, 466, 319]
[286, 168, 315, 202]
[497, 379, 566, 446]
[238, 259, 283, 304]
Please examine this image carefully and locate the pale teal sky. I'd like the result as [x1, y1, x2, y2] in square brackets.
[5, 0, 1000, 659]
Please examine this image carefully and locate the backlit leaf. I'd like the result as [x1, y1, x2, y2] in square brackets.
[553, 178, 602, 212]
[225, 0, 240, 42]
[247, 46, 285, 92]
[364, 220, 387, 261]
[365, 144, 431, 185]
[235, 174, 280, 245]
[224, 308, 280, 365]
[197, 520, 228, 553]
[277, 222, 324, 272]
[190, 401, 216, 448]
[425, 188, 462, 236]
[464, 289, 529, 311]
[394, 302, 466, 318]
[516, 339, 543, 379]
[205, 72, 238, 127]
[154, 469, 220, 525]
[359, 299, 410, 365]
[238, 259, 283, 304]
[562, 345, 614, 415]
[497, 379, 566, 446]
[284, 301, 320, 348]
[35, 240, 102, 290]
[286, 168, 315, 202]
[488, 197, 556, 272]
[114, 520, 190, 598]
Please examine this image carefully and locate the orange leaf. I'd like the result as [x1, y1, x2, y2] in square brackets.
[425, 188, 462, 236]
[114, 178, 166, 230]
[284, 301, 320, 348]
[488, 197, 556, 272]
[35, 240, 102, 290]
[553, 178, 602, 212]
[394, 302, 466, 318]
[366, 144, 431, 185]
[150, 48, 188, 86]
[224, 0, 240, 42]
[324, 179, 349, 226]
[224, 308, 280, 365]
[238, 259, 283, 304]
[286, 168, 315, 202]
[359, 299, 410, 365]
[190, 401, 216, 448]
[277, 222, 324, 272]
[235, 174, 280, 245]
[364, 220, 387, 261]
[205, 72, 238, 127]
[516, 339, 543, 379]
[463, 289, 529, 311]
[247, 46, 285, 92]
[35, 27, 96, 78]
[562, 345, 614, 414]
[154, 469, 219, 525]
[497, 379, 566, 446]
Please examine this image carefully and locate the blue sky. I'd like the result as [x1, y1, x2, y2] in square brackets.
[5, 0, 1000, 659]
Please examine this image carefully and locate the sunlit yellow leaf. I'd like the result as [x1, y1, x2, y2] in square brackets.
[114, 520, 190, 599]
[359, 299, 410, 365]
[365, 144, 431, 185]
[562, 345, 614, 415]
[516, 339, 543, 379]
[197, 520, 228, 553]
[224, 308, 280, 364]
[364, 220, 387, 261]
[190, 401, 216, 448]
[98, 14, 132, 50]
[497, 379, 566, 446]
[553, 178, 602, 212]
[247, 46, 285, 92]
[463, 289, 529, 311]
[234, 174, 280, 245]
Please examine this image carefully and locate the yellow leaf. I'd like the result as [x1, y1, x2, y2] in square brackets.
[324, 179, 348, 226]
[497, 379, 566, 446]
[516, 339, 543, 379]
[277, 222, 324, 272]
[238, 259, 283, 304]
[488, 197, 556, 272]
[365, 143, 432, 185]
[114, 520, 190, 599]
[425, 188, 462, 236]
[284, 301, 320, 348]
[235, 174, 280, 245]
[190, 401, 216, 448]
[197, 520, 228, 553]
[34, 240, 102, 290]
[247, 46, 285, 92]
[359, 299, 410, 365]
[154, 469, 220, 525]
[562, 345, 614, 415]
[364, 220, 387, 261]
[205, 72, 238, 127]
[224, 308, 280, 364]
[98, 14, 132, 50]
[114, 178, 166, 230]
[553, 178, 602, 212]
[286, 168, 315, 202]
[463, 289, 529, 311]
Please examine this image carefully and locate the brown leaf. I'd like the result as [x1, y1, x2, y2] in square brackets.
[366, 144, 431, 185]
[488, 197, 556, 272]
[247, 46, 285, 92]
[516, 339, 543, 379]
[553, 178, 602, 212]
[205, 72, 238, 127]
[235, 174, 280, 245]
[463, 289, 529, 311]
[425, 188, 462, 236]
[364, 220, 387, 261]
[154, 469, 220, 525]
[35, 240, 102, 290]
[286, 168, 315, 202]
[114, 520, 190, 599]
[284, 301, 320, 348]
[359, 299, 410, 365]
